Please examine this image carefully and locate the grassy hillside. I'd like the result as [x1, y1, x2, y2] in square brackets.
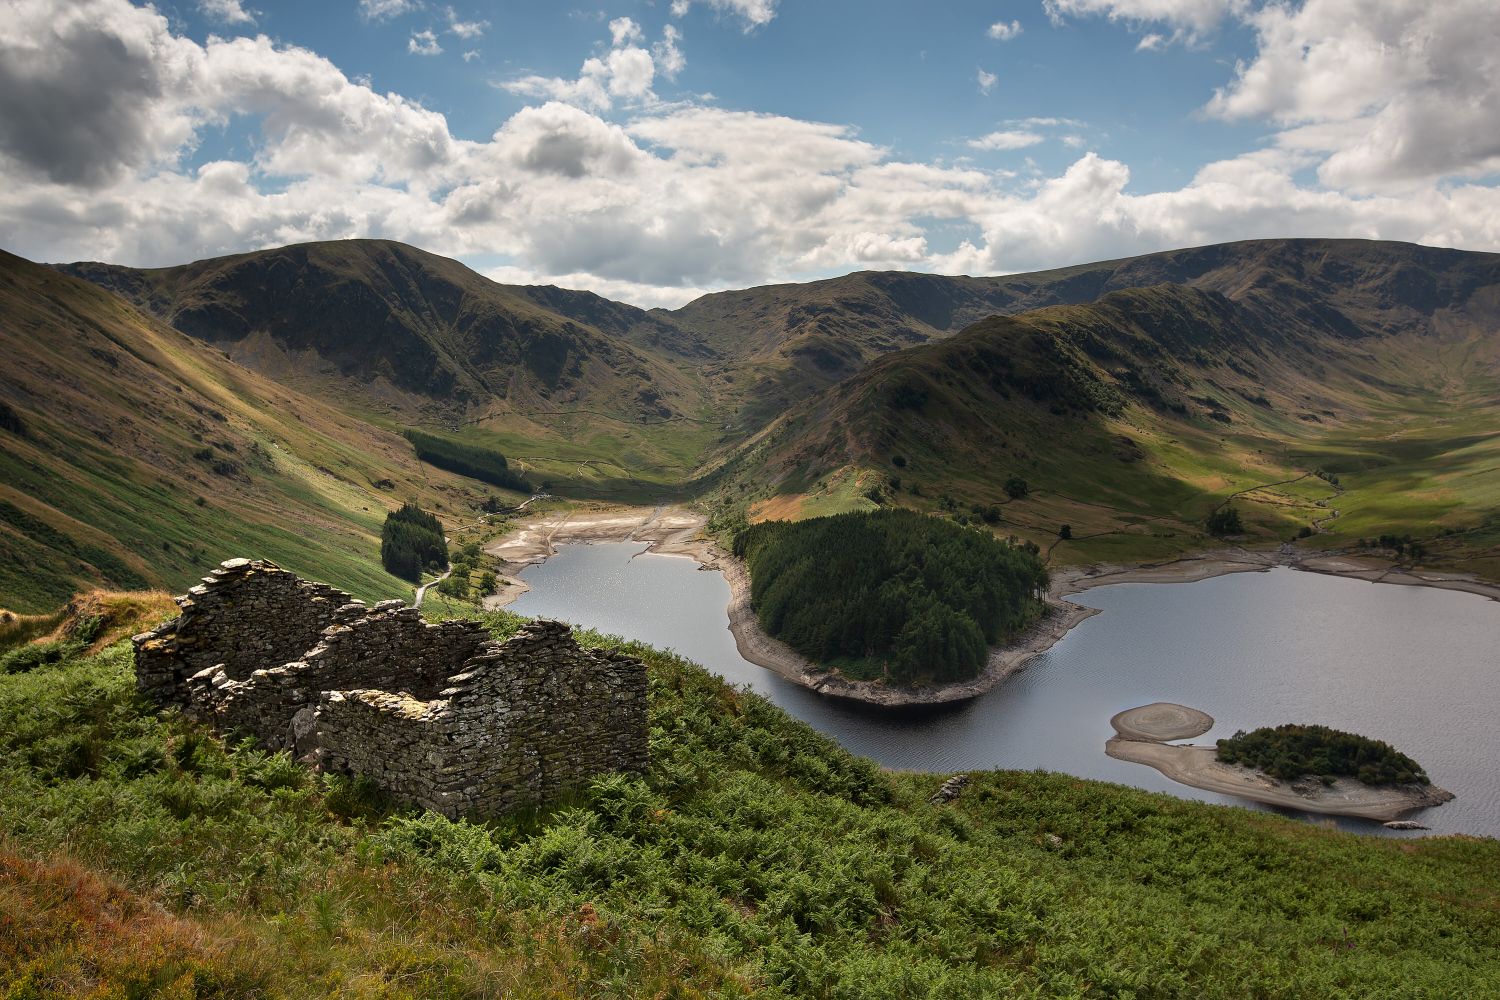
[61, 240, 727, 498]
[0, 251, 529, 611]
[22, 235, 1500, 599]
[716, 274, 1500, 573]
[667, 239, 1500, 427]
[2, 610, 1497, 997]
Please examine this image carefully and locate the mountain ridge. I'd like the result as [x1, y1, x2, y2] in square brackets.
[9, 235, 1500, 601]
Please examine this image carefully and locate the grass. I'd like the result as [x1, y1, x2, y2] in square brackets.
[0, 252, 522, 612]
[695, 279, 1500, 584]
[2, 607, 1497, 997]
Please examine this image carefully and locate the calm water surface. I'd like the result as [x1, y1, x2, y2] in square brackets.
[510, 542, 1500, 838]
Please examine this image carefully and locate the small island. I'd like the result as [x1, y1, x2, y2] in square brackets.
[1105, 704, 1454, 822]
[732, 508, 1050, 687]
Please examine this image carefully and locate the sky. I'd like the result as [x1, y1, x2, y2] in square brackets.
[2, 1, 1499, 307]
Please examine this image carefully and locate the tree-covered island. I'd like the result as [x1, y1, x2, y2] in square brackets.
[1217, 724, 1431, 786]
[733, 509, 1049, 685]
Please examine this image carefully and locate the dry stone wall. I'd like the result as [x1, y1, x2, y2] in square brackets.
[133, 558, 362, 704]
[133, 559, 648, 818]
[317, 620, 650, 816]
[184, 601, 492, 752]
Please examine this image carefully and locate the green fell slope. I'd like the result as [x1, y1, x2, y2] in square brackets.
[0, 251, 521, 611]
[27, 235, 1500, 593]
[720, 273, 1500, 573]
[671, 239, 1500, 475]
[2, 614, 1497, 997]
[61, 240, 726, 498]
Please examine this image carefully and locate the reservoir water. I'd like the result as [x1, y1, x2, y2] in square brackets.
[509, 542, 1500, 838]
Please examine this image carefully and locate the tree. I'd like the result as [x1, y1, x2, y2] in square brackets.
[1217, 724, 1429, 786]
[733, 509, 1048, 685]
[1058, 524, 1072, 540]
[380, 503, 447, 583]
[1004, 475, 1029, 500]
[436, 574, 470, 600]
[1206, 506, 1243, 536]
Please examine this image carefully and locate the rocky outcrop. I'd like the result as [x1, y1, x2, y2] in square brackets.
[132, 559, 648, 818]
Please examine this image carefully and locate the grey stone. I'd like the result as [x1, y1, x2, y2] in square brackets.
[133, 558, 648, 820]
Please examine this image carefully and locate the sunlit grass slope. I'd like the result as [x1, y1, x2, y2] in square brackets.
[0, 251, 525, 611]
[63, 239, 730, 502]
[2, 608, 1496, 997]
[722, 274, 1500, 573]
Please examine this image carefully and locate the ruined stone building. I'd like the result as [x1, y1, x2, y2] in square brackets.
[133, 558, 649, 818]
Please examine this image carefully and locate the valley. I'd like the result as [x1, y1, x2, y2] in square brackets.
[9, 6, 1500, 994]
[5, 236, 1499, 618]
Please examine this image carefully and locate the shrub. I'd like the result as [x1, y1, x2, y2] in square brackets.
[1217, 724, 1430, 786]
[436, 574, 470, 600]
[1, 640, 70, 674]
[1206, 506, 1243, 536]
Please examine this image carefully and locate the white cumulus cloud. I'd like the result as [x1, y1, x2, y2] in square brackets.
[198, 0, 255, 25]
[2, 0, 1500, 311]
[408, 29, 441, 56]
[671, 0, 777, 31]
[359, 0, 419, 23]
[976, 68, 997, 95]
[502, 18, 668, 111]
[1044, 0, 1245, 34]
[654, 25, 686, 80]
[969, 130, 1045, 151]
[609, 17, 643, 47]
[444, 7, 487, 39]
[1207, 0, 1500, 191]
[987, 20, 1022, 41]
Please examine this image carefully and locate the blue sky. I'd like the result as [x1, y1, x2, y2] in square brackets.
[177, 2, 1259, 190]
[3, 1, 1498, 305]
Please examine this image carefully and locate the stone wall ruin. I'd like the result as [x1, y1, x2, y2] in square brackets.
[132, 558, 649, 817]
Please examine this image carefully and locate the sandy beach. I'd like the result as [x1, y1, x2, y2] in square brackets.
[1105, 703, 1455, 822]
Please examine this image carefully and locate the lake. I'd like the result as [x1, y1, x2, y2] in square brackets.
[508, 542, 1500, 838]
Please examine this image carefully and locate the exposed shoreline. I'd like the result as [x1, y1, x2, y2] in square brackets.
[1105, 703, 1455, 823]
[483, 505, 1500, 707]
[483, 504, 1105, 707]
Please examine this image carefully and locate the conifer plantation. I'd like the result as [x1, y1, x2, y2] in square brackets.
[404, 430, 532, 494]
[379, 503, 447, 583]
[734, 509, 1048, 683]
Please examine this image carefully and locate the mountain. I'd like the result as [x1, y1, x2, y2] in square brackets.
[31, 235, 1500, 591]
[720, 244, 1500, 573]
[60, 240, 722, 496]
[667, 238, 1500, 424]
[0, 250, 513, 612]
